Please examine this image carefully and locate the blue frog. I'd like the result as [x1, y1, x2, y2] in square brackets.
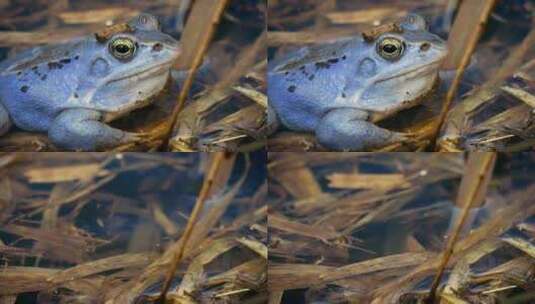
[0, 14, 180, 151]
[268, 14, 448, 151]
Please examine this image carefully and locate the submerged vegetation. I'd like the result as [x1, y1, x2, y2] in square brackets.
[0, 152, 267, 303]
[268, 152, 535, 303]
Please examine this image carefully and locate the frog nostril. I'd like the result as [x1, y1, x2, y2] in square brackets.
[152, 43, 163, 52]
[420, 43, 431, 52]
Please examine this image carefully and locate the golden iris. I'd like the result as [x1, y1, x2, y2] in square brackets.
[109, 38, 136, 60]
[377, 37, 404, 60]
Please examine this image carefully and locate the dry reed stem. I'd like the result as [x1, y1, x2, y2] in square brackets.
[157, 152, 231, 303]
[161, 0, 230, 149]
[427, 152, 496, 302]
[373, 183, 535, 303]
[439, 25, 535, 151]
[431, 0, 496, 149]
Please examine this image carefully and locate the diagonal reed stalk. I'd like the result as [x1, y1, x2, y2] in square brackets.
[427, 152, 496, 302]
[431, 0, 496, 149]
[157, 152, 231, 303]
[161, 0, 230, 149]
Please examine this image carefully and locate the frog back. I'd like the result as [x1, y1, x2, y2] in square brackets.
[0, 41, 93, 130]
[268, 38, 365, 117]
[1, 40, 94, 104]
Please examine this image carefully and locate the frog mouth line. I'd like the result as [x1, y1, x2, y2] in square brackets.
[107, 60, 174, 84]
[375, 60, 442, 83]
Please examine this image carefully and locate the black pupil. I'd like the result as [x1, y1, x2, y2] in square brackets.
[115, 44, 130, 54]
[383, 44, 397, 54]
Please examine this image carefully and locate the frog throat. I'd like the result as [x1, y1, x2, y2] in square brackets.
[369, 75, 440, 123]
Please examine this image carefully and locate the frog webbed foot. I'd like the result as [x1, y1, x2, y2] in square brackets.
[0, 103, 12, 136]
[316, 108, 405, 151]
[48, 108, 140, 151]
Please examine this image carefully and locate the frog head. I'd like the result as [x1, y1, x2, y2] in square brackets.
[75, 13, 181, 114]
[344, 14, 448, 112]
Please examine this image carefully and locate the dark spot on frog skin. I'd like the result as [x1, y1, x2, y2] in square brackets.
[74, 93, 79, 98]
[299, 66, 305, 71]
[152, 43, 163, 52]
[342, 55, 347, 60]
[288, 85, 296, 93]
[32, 66, 40, 76]
[341, 92, 346, 98]
[41, 75, 47, 81]
[74, 55, 80, 60]
[138, 91, 142, 95]
[60, 59, 71, 64]
[48, 62, 63, 70]
[284, 71, 289, 75]
[328, 58, 339, 64]
[17, 71, 21, 76]
[308, 74, 315, 81]
[20, 85, 29, 93]
[315, 62, 330, 70]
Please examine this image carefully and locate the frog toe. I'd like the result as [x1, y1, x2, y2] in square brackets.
[388, 131, 412, 141]
[121, 131, 151, 144]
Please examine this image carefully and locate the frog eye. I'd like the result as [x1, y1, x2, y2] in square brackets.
[109, 37, 137, 60]
[377, 37, 404, 61]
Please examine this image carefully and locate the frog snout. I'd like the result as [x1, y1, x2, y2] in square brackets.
[163, 36, 180, 51]
[430, 35, 447, 51]
[155, 38, 180, 59]
[418, 37, 448, 60]
[420, 41, 445, 51]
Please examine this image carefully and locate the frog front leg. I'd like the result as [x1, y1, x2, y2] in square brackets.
[315, 108, 406, 151]
[48, 108, 141, 151]
[0, 103, 12, 136]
